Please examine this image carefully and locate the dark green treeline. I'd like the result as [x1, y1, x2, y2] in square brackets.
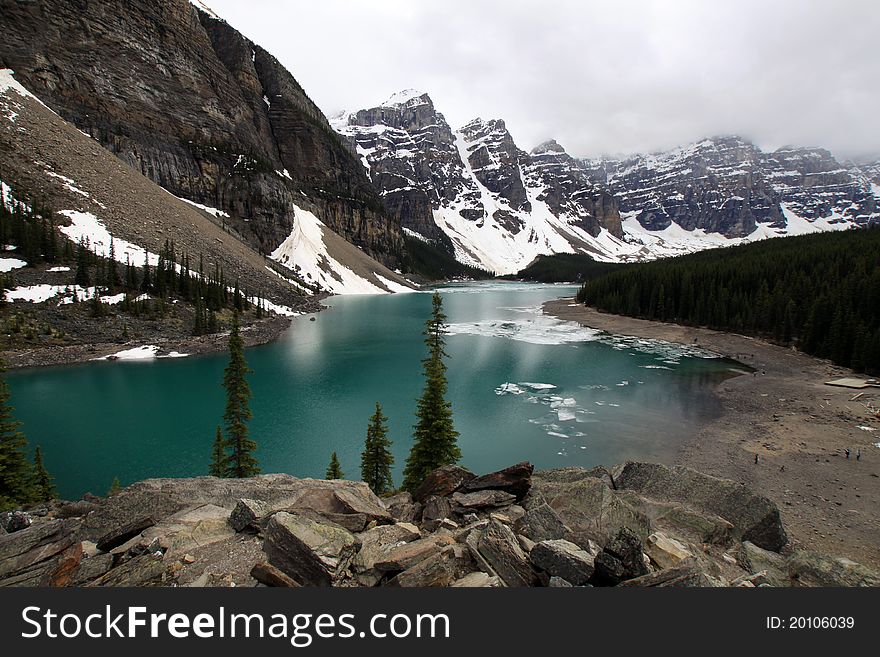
[577, 227, 880, 374]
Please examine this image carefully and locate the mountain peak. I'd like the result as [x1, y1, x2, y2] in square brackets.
[381, 89, 431, 108]
[531, 139, 566, 156]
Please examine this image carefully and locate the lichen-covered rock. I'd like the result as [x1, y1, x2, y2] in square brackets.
[534, 476, 650, 547]
[530, 539, 596, 585]
[644, 532, 694, 570]
[787, 551, 880, 588]
[513, 502, 570, 543]
[263, 511, 360, 587]
[461, 462, 533, 501]
[614, 462, 787, 552]
[474, 520, 538, 587]
[592, 528, 649, 586]
[412, 465, 476, 503]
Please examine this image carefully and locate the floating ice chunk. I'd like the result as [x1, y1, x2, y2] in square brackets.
[495, 383, 525, 396]
[556, 408, 576, 422]
[520, 382, 557, 391]
[616, 381, 630, 386]
[446, 316, 599, 345]
[548, 432, 569, 439]
[640, 365, 673, 370]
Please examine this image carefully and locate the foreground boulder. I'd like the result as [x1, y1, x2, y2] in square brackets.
[413, 465, 475, 503]
[787, 551, 880, 587]
[592, 528, 649, 586]
[264, 511, 360, 586]
[614, 462, 787, 551]
[1, 462, 873, 588]
[461, 462, 534, 501]
[471, 520, 538, 587]
[530, 539, 596, 585]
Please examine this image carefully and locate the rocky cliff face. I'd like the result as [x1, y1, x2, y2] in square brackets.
[3, 461, 877, 588]
[0, 0, 403, 268]
[589, 137, 878, 238]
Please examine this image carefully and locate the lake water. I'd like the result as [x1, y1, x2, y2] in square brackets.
[7, 282, 742, 499]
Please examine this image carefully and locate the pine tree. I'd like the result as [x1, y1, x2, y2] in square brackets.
[0, 363, 36, 509]
[325, 451, 343, 480]
[208, 426, 226, 477]
[360, 402, 394, 495]
[222, 313, 259, 477]
[32, 446, 56, 502]
[108, 477, 122, 496]
[74, 239, 90, 287]
[402, 292, 460, 491]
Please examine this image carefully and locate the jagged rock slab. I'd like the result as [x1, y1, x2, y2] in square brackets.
[421, 495, 455, 532]
[513, 502, 570, 543]
[373, 535, 454, 573]
[413, 465, 476, 503]
[533, 476, 650, 547]
[452, 490, 517, 509]
[387, 545, 474, 587]
[451, 571, 505, 587]
[264, 511, 360, 587]
[85, 554, 167, 587]
[95, 516, 155, 552]
[737, 541, 790, 587]
[251, 562, 301, 587]
[0, 519, 79, 584]
[787, 551, 880, 588]
[352, 523, 422, 586]
[614, 462, 787, 551]
[461, 462, 533, 501]
[618, 565, 719, 588]
[645, 532, 694, 570]
[475, 520, 538, 587]
[229, 498, 274, 532]
[332, 488, 391, 524]
[593, 528, 649, 586]
[530, 539, 596, 585]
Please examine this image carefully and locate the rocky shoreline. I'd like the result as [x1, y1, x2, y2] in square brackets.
[2, 461, 877, 588]
[543, 298, 880, 570]
[0, 314, 296, 370]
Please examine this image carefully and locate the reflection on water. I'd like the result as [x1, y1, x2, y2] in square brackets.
[7, 283, 740, 498]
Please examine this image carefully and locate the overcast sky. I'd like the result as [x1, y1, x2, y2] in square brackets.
[205, 0, 880, 161]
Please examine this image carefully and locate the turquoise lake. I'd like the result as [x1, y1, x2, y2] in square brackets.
[6, 282, 741, 499]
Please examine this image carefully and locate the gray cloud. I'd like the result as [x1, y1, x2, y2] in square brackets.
[207, 0, 880, 160]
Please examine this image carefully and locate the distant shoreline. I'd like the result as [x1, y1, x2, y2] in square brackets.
[543, 297, 880, 570]
[0, 314, 294, 370]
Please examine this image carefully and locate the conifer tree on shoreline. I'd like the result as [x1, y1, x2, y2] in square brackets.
[402, 292, 460, 491]
[221, 312, 259, 478]
[325, 451, 343, 480]
[32, 446, 56, 502]
[361, 402, 394, 495]
[0, 362, 38, 510]
[209, 426, 225, 477]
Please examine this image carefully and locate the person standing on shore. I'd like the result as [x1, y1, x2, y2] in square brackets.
[856, 449, 861, 461]
[754, 453, 759, 464]
[845, 448, 851, 459]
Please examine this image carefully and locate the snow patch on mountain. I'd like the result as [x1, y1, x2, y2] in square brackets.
[270, 204, 392, 295]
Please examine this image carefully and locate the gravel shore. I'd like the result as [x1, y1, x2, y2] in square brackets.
[544, 297, 880, 569]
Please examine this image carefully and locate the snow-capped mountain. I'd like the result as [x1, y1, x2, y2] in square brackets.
[333, 92, 627, 274]
[334, 93, 880, 274]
